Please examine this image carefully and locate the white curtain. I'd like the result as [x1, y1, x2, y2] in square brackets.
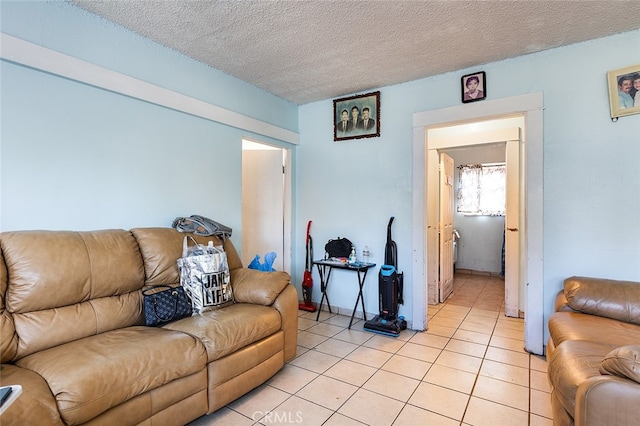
[457, 163, 506, 216]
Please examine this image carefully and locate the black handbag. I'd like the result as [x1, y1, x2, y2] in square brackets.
[142, 285, 192, 326]
[325, 237, 353, 258]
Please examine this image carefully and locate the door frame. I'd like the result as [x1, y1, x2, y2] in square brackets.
[412, 93, 544, 355]
[241, 138, 293, 274]
[428, 129, 521, 317]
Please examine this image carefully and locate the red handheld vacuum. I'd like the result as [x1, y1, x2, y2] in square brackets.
[299, 220, 316, 312]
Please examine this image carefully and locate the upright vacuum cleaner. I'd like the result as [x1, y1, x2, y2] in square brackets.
[299, 220, 317, 312]
[363, 217, 407, 337]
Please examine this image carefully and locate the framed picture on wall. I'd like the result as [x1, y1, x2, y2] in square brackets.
[333, 91, 380, 141]
[461, 71, 486, 103]
[607, 64, 640, 119]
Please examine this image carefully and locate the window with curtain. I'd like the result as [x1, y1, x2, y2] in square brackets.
[457, 163, 506, 216]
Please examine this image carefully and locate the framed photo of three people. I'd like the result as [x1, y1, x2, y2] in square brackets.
[334, 91, 380, 141]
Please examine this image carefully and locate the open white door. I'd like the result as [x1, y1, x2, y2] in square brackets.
[439, 153, 455, 302]
[504, 139, 521, 317]
[426, 150, 439, 305]
[242, 140, 286, 271]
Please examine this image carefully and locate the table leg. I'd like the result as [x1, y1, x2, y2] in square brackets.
[315, 264, 333, 321]
[348, 268, 369, 329]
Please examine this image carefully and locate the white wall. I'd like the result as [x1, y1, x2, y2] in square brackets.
[297, 30, 640, 341]
[0, 1, 298, 253]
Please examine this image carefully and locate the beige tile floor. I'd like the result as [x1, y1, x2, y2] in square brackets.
[190, 273, 552, 425]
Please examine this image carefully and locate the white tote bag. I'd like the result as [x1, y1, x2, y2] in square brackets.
[177, 236, 234, 314]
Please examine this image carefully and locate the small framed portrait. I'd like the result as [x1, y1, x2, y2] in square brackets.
[607, 64, 640, 119]
[461, 71, 486, 103]
[333, 91, 380, 141]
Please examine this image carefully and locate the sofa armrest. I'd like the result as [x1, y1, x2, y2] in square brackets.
[575, 375, 640, 426]
[229, 268, 298, 361]
[230, 269, 291, 305]
[271, 284, 299, 362]
[554, 290, 578, 313]
[0, 364, 64, 426]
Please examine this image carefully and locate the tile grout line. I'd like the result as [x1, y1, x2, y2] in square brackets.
[457, 300, 496, 426]
[286, 275, 532, 425]
[198, 274, 546, 425]
[430, 276, 534, 424]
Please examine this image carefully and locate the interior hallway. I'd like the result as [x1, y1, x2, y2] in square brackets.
[446, 271, 507, 312]
[190, 273, 551, 425]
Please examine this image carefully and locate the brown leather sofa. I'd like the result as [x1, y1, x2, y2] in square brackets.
[0, 228, 298, 425]
[547, 276, 640, 426]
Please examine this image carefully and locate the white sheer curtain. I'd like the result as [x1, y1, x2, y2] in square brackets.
[457, 163, 506, 216]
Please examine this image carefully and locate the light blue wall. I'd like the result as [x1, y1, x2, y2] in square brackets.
[1, 1, 298, 130]
[297, 30, 640, 341]
[2, 1, 639, 344]
[0, 1, 298, 253]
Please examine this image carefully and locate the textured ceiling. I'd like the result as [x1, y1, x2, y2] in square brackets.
[71, 1, 640, 105]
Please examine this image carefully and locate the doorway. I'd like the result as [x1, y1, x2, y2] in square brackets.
[442, 145, 507, 309]
[241, 139, 292, 273]
[411, 93, 544, 355]
[431, 124, 522, 319]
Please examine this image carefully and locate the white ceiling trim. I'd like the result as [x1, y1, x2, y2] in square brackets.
[0, 33, 299, 145]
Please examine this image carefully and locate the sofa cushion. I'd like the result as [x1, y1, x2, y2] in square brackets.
[548, 311, 640, 349]
[600, 345, 640, 383]
[131, 228, 243, 288]
[564, 276, 640, 325]
[1, 230, 145, 360]
[15, 326, 206, 425]
[1, 230, 144, 314]
[163, 303, 281, 362]
[548, 339, 613, 418]
[1, 250, 18, 363]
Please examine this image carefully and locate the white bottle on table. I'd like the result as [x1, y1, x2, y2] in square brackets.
[362, 246, 370, 264]
[348, 247, 357, 264]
